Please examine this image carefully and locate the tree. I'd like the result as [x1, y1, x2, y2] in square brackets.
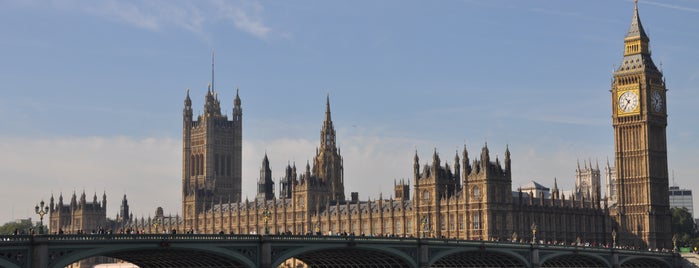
[671, 207, 697, 246]
[0, 219, 37, 235]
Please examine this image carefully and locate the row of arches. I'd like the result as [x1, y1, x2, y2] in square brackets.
[189, 154, 233, 176]
[43, 244, 673, 268]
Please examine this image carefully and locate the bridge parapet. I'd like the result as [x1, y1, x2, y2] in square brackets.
[0, 235, 680, 268]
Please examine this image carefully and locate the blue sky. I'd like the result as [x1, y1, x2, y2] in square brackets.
[1, 0, 698, 224]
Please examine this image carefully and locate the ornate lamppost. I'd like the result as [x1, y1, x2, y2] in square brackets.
[530, 222, 537, 244]
[611, 229, 617, 249]
[262, 208, 271, 235]
[153, 218, 162, 234]
[421, 217, 428, 238]
[672, 233, 678, 253]
[34, 200, 49, 234]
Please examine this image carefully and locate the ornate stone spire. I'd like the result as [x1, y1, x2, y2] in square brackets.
[626, 0, 648, 41]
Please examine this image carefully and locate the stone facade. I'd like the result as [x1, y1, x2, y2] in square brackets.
[45, 6, 675, 268]
[179, 94, 612, 244]
[49, 192, 107, 234]
[180, 3, 670, 248]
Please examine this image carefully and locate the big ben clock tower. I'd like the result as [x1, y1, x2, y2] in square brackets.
[611, 0, 671, 249]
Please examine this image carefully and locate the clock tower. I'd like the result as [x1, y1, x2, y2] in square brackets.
[611, 0, 671, 249]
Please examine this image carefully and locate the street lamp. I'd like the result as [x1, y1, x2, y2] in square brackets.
[153, 218, 161, 234]
[34, 200, 49, 234]
[421, 217, 428, 238]
[262, 208, 271, 235]
[530, 222, 537, 244]
[672, 233, 678, 253]
[611, 229, 617, 248]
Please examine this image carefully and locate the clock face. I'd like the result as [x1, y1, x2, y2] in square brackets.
[618, 91, 639, 113]
[651, 91, 663, 112]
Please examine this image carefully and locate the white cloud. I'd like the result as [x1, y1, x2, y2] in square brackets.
[16, 0, 272, 39]
[211, 0, 271, 39]
[7, 131, 689, 226]
[643, 1, 699, 13]
[0, 136, 181, 224]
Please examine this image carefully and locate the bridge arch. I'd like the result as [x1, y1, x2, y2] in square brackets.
[0, 258, 22, 268]
[540, 252, 611, 267]
[429, 248, 529, 268]
[620, 256, 672, 268]
[51, 244, 256, 268]
[272, 244, 417, 268]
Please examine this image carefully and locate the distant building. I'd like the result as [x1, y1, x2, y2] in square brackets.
[48, 192, 108, 268]
[575, 160, 601, 205]
[604, 160, 617, 207]
[518, 181, 551, 200]
[669, 186, 694, 218]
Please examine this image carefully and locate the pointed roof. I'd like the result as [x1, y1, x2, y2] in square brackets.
[626, 0, 648, 40]
[262, 153, 269, 166]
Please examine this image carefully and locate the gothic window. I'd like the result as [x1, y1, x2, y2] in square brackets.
[215, 154, 219, 175]
[395, 220, 401, 233]
[407, 221, 412, 233]
[458, 214, 464, 230]
[473, 213, 481, 230]
[191, 156, 195, 175]
[423, 190, 430, 201]
[450, 215, 455, 231]
[440, 214, 446, 230]
[227, 155, 231, 176]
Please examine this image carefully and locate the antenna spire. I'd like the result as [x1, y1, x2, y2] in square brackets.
[211, 50, 215, 92]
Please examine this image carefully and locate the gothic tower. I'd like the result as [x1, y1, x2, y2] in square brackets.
[611, 1, 671, 249]
[182, 55, 243, 230]
[256, 154, 275, 202]
[463, 144, 512, 240]
[312, 95, 345, 202]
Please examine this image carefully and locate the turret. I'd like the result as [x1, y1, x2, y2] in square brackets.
[413, 151, 420, 179]
[454, 151, 461, 181]
[504, 145, 511, 174]
[256, 154, 274, 202]
[481, 143, 490, 167]
[233, 88, 242, 122]
[462, 144, 471, 177]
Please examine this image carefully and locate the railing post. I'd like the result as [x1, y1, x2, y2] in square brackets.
[530, 244, 540, 268]
[30, 236, 49, 268]
[418, 239, 429, 268]
[611, 248, 619, 268]
[259, 236, 272, 268]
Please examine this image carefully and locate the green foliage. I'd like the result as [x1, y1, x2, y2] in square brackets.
[0, 219, 45, 235]
[671, 207, 697, 246]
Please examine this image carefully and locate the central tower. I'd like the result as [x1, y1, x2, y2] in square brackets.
[182, 56, 243, 230]
[312, 95, 345, 202]
[611, 1, 671, 249]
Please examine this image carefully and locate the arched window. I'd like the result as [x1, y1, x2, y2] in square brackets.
[473, 213, 481, 230]
[423, 190, 430, 201]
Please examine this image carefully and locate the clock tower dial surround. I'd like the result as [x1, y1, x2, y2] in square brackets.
[610, 1, 671, 250]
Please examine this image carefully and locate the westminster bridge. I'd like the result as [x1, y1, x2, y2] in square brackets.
[0, 234, 680, 268]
